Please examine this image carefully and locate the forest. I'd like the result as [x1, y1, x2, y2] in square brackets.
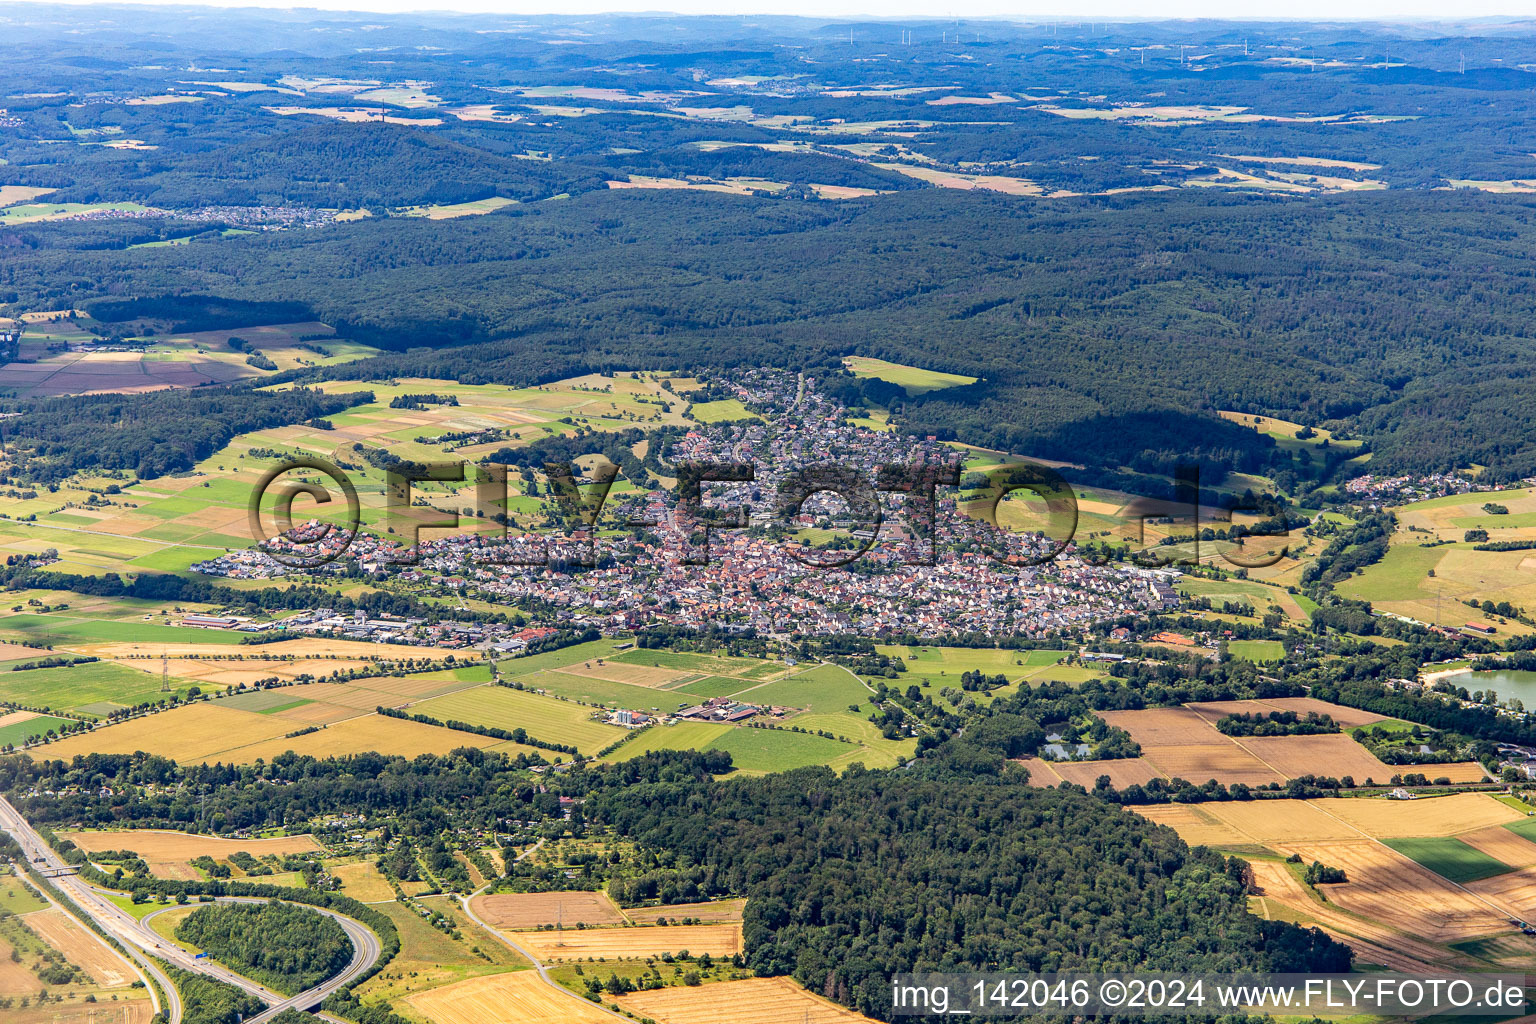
[5, 10, 1536, 479]
[9, 186, 1536, 481]
[174, 901, 353, 995]
[0, 741, 1351, 1022]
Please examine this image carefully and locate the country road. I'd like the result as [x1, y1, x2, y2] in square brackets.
[456, 839, 632, 1024]
[0, 793, 382, 1024]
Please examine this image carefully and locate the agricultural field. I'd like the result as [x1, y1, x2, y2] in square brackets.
[1384, 837, 1515, 884]
[0, 660, 194, 717]
[0, 710, 76, 747]
[406, 969, 608, 1024]
[0, 872, 49, 914]
[625, 898, 746, 924]
[358, 895, 529, 1009]
[1016, 756, 1166, 788]
[873, 645, 1074, 696]
[331, 858, 423, 902]
[471, 891, 626, 930]
[618, 976, 882, 1024]
[687, 398, 759, 422]
[0, 371, 697, 580]
[510, 922, 743, 961]
[601, 721, 733, 763]
[64, 829, 322, 880]
[38, 699, 543, 764]
[1336, 487, 1536, 634]
[411, 684, 627, 753]
[1140, 794, 1536, 956]
[1091, 703, 1484, 787]
[1227, 640, 1286, 663]
[1138, 792, 1522, 848]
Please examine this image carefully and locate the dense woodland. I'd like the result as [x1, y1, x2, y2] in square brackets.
[5, 13, 1536, 479]
[0, 743, 1350, 1021]
[174, 901, 353, 995]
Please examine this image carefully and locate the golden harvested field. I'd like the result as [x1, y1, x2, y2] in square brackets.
[1138, 744, 1282, 786]
[1285, 839, 1508, 942]
[0, 935, 38, 994]
[7, 1001, 154, 1024]
[618, 977, 881, 1024]
[66, 829, 321, 879]
[332, 860, 400, 902]
[471, 891, 626, 930]
[1236, 734, 1401, 782]
[626, 898, 747, 924]
[407, 970, 608, 1024]
[1133, 804, 1251, 848]
[1467, 866, 1536, 919]
[43, 704, 294, 763]
[1323, 792, 1521, 838]
[24, 909, 136, 986]
[1185, 697, 1387, 729]
[1461, 824, 1536, 868]
[1254, 697, 1390, 727]
[1137, 795, 1519, 849]
[513, 923, 743, 961]
[1096, 704, 1472, 786]
[1246, 860, 1453, 973]
[1100, 708, 1217, 745]
[1018, 756, 1166, 788]
[1189, 799, 1360, 846]
[214, 712, 542, 764]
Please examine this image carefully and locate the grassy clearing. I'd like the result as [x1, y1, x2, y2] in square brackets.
[705, 727, 856, 774]
[687, 398, 759, 423]
[844, 356, 977, 395]
[1383, 837, 1516, 884]
[357, 896, 528, 1008]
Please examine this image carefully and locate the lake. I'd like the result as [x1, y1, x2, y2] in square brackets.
[1439, 670, 1536, 707]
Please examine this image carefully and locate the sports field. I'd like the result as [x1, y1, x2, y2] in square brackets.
[618, 976, 882, 1024]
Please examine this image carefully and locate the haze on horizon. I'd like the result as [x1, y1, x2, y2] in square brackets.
[17, 0, 1536, 25]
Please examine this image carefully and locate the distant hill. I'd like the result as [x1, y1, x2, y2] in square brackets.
[58, 122, 610, 209]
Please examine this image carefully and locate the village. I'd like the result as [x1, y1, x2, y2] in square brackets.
[193, 369, 1179, 643]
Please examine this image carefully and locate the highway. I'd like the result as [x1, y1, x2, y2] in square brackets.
[0, 793, 381, 1024]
